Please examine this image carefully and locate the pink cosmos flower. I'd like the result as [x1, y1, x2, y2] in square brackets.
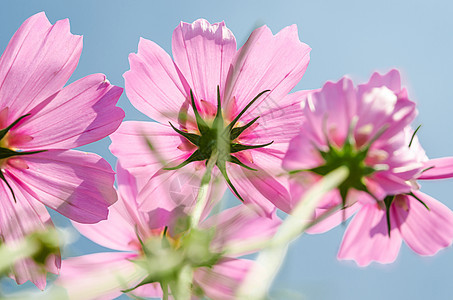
[57, 164, 281, 299]
[0, 13, 124, 288]
[336, 128, 453, 266]
[283, 70, 433, 264]
[110, 19, 310, 216]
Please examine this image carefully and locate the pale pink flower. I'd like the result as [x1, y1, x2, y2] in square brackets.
[110, 19, 310, 216]
[284, 69, 422, 210]
[283, 70, 434, 264]
[58, 164, 281, 299]
[0, 13, 124, 288]
[336, 128, 453, 266]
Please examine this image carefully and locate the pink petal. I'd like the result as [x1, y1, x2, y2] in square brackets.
[223, 24, 310, 118]
[306, 203, 360, 234]
[338, 203, 402, 266]
[138, 167, 227, 221]
[14, 74, 124, 150]
[0, 177, 60, 290]
[304, 77, 357, 147]
[357, 69, 402, 97]
[172, 19, 237, 106]
[194, 258, 253, 300]
[8, 149, 117, 224]
[57, 252, 144, 300]
[124, 37, 188, 124]
[228, 153, 290, 215]
[0, 12, 82, 121]
[419, 157, 453, 180]
[243, 90, 305, 147]
[395, 193, 453, 255]
[109, 121, 188, 184]
[200, 205, 281, 254]
[72, 199, 140, 252]
[282, 131, 324, 171]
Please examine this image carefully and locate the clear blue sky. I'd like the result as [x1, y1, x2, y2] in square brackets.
[1, 1, 453, 299]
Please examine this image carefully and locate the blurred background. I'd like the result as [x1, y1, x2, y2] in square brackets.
[1, 1, 453, 299]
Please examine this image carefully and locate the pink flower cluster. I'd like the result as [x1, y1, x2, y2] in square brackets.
[1, 12, 453, 299]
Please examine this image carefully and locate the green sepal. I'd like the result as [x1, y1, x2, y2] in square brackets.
[216, 160, 244, 202]
[229, 155, 257, 171]
[383, 195, 395, 236]
[230, 141, 273, 153]
[0, 114, 30, 141]
[230, 116, 260, 140]
[190, 90, 209, 135]
[163, 150, 204, 170]
[408, 191, 430, 211]
[168, 122, 200, 146]
[408, 124, 422, 148]
[0, 148, 46, 160]
[225, 90, 270, 133]
[0, 170, 16, 203]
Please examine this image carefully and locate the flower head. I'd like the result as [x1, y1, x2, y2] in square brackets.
[283, 69, 422, 211]
[0, 12, 124, 288]
[110, 19, 310, 216]
[57, 164, 281, 299]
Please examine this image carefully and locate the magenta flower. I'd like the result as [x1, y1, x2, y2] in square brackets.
[110, 19, 310, 216]
[0, 13, 124, 288]
[336, 128, 453, 266]
[283, 69, 421, 210]
[57, 164, 281, 299]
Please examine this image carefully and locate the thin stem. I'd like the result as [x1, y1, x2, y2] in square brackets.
[190, 150, 219, 228]
[236, 167, 349, 299]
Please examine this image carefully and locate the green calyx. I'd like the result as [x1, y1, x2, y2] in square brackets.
[0, 114, 45, 202]
[165, 87, 272, 201]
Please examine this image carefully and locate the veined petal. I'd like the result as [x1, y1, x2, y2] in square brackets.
[15, 74, 124, 150]
[0, 12, 82, 120]
[357, 69, 402, 98]
[0, 178, 59, 289]
[395, 193, 453, 255]
[338, 204, 402, 266]
[109, 121, 189, 183]
[124, 38, 188, 124]
[194, 258, 253, 300]
[228, 160, 288, 216]
[57, 252, 144, 300]
[242, 90, 305, 147]
[306, 203, 360, 234]
[419, 157, 453, 180]
[224, 24, 310, 118]
[172, 19, 237, 106]
[200, 205, 281, 255]
[8, 149, 117, 224]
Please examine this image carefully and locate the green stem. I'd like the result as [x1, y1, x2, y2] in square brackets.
[236, 167, 349, 299]
[190, 150, 218, 228]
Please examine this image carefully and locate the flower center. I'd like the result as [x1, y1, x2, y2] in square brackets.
[165, 87, 273, 201]
[0, 113, 45, 202]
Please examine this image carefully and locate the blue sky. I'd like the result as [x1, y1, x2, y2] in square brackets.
[1, 1, 453, 299]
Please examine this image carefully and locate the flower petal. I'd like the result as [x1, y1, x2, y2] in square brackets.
[228, 158, 288, 216]
[57, 252, 145, 300]
[419, 157, 453, 180]
[224, 24, 310, 118]
[201, 205, 281, 254]
[109, 121, 188, 184]
[124, 38, 188, 123]
[0, 177, 60, 290]
[337, 203, 402, 266]
[7, 149, 117, 224]
[194, 257, 253, 300]
[172, 19, 237, 106]
[395, 192, 453, 255]
[306, 203, 360, 234]
[15, 74, 124, 150]
[0, 12, 82, 121]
